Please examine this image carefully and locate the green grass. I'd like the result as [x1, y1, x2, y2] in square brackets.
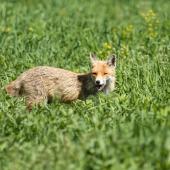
[0, 0, 170, 169]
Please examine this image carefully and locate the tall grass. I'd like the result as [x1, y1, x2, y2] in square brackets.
[0, 0, 170, 169]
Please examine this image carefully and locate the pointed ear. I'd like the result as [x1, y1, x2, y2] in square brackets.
[107, 54, 116, 67]
[90, 53, 98, 63]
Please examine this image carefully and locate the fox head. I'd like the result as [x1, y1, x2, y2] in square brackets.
[90, 52, 116, 92]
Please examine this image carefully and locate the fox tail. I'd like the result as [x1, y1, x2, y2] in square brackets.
[2, 78, 21, 97]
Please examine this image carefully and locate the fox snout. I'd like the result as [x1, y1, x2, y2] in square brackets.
[96, 80, 103, 84]
[95, 79, 106, 91]
[95, 79, 105, 85]
[96, 80, 100, 84]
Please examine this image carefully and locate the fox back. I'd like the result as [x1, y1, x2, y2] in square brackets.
[4, 53, 116, 111]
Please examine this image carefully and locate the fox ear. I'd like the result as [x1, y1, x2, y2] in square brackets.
[107, 54, 116, 67]
[90, 53, 98, 63]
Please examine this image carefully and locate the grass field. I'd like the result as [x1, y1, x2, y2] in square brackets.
[0, 0, 170, 169]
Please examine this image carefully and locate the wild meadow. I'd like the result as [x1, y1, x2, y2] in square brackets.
[0, 0, 170, 169]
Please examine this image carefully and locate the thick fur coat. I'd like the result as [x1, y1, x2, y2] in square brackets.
[4, 53, 116, 111]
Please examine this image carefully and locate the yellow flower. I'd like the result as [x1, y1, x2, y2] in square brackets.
[149, 10, 153, 13]
[29, 27, 33, 30]
[123, 46, 126, 49]
[104, 43, 108, 46]
[119, 62, 121, 64]
[63, 47, 66, 50]
[141, 13, 145, 16]
[107, 51, 110, 53]
[126, 53, 129, 55]
[156, 20, 159, 23]
[154, 33, 157, 38]
[124, 56, 126, 59]
[126, 28, 130, 31]
[146, 13, 149, 16]
[5, 28, 11, 33]
[129, 25, 133, 28]
[149, 24, 152, 27]
[102, 59, 104, 61]
[155, 26, 157, 29]
[107, 46, 111, 49]
[152, 13, 156, 16]
[99, 51, 102, 54]
[113, 28, 117, 32]
[145, 17, 148, 20]
[148, 28, 153, 31]
[0, 26, 2, 29]
[121, 51, 124, 54]
[152, 17, 155, 19]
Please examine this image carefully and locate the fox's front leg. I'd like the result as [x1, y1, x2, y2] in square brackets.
[25, 95, 44, 112]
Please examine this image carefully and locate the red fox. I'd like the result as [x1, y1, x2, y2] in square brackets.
[4, 53, 116, 111]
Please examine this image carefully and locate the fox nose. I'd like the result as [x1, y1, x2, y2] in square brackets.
[96, 80, 100, 84]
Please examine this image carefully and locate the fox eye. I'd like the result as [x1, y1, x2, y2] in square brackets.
[92, 73, 97, 75]
[104, 73, 108, 75]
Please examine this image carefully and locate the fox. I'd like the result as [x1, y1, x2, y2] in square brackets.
[3, 53, 116, 111]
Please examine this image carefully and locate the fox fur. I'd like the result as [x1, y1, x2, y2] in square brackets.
[4, 53, 116, 111]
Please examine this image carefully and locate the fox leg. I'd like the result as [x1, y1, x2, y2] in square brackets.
[26, 101, 33, 112]
[25, 95, 45, 112]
